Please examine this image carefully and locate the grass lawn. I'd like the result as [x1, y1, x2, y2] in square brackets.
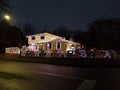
[1, 56, 120, 67]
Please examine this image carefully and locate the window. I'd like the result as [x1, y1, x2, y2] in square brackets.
[47, 43, 52, 49]
[41, 36, 45, 39]
[57, 43, 61, 49]
[31, 36, 35, 40]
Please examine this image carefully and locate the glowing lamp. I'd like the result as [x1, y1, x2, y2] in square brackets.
[4, 14, 11, 21]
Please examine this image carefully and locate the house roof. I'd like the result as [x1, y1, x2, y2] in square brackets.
[48, 37, 80, 45]
[26, 32, 62, 38]
[27, 32, 80, 45]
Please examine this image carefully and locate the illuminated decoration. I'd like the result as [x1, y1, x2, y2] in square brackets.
[28, 44, 37, 51]
[47, 43, 52, 49]
[5, 33, 82, 57]
[63, 37, 66, 39]
[71, 45, 75, 51]
[26, 32, 82, 53]
[21, 46, 28, 56]
[5, 47, 20, 54]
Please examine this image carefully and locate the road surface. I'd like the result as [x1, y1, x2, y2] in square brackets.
[0, 61, 120, 90]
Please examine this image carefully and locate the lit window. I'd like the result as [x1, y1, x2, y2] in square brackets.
[41, 36, 45, 39]
[47, 43, 52, 49]
[31, 36, 35, 40]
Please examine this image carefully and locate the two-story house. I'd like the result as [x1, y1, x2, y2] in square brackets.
[26, 32, 82, 54]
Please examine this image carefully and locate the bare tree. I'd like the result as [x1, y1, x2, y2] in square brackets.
[0, 0, 11, 11]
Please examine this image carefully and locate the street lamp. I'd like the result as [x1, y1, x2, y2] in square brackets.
[3, 14, 22, 55]
[4, 14, 11, 21]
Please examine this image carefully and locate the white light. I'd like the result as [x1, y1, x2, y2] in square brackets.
[4, 14, 11, 21]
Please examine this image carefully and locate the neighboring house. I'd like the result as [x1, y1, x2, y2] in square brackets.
[5, 47, 20, 54]
[26, 32, 82, 54]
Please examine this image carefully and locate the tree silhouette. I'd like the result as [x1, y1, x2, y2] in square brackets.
[0, 0, 11, 12]
[72, 30, 85, 44]
[0, 20, 27, 53]
[85, 18, 120, 50]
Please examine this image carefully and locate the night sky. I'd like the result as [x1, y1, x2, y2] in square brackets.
[11, 0, 120, 33]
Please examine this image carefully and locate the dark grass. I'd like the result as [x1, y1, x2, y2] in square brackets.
[1, 56, 120, 67]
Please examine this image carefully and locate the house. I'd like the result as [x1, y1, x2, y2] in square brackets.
[5, 47, 20, 54]
[25, 32, 82, 54]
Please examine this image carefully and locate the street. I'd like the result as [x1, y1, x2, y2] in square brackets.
[0, 61, 120, 90]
